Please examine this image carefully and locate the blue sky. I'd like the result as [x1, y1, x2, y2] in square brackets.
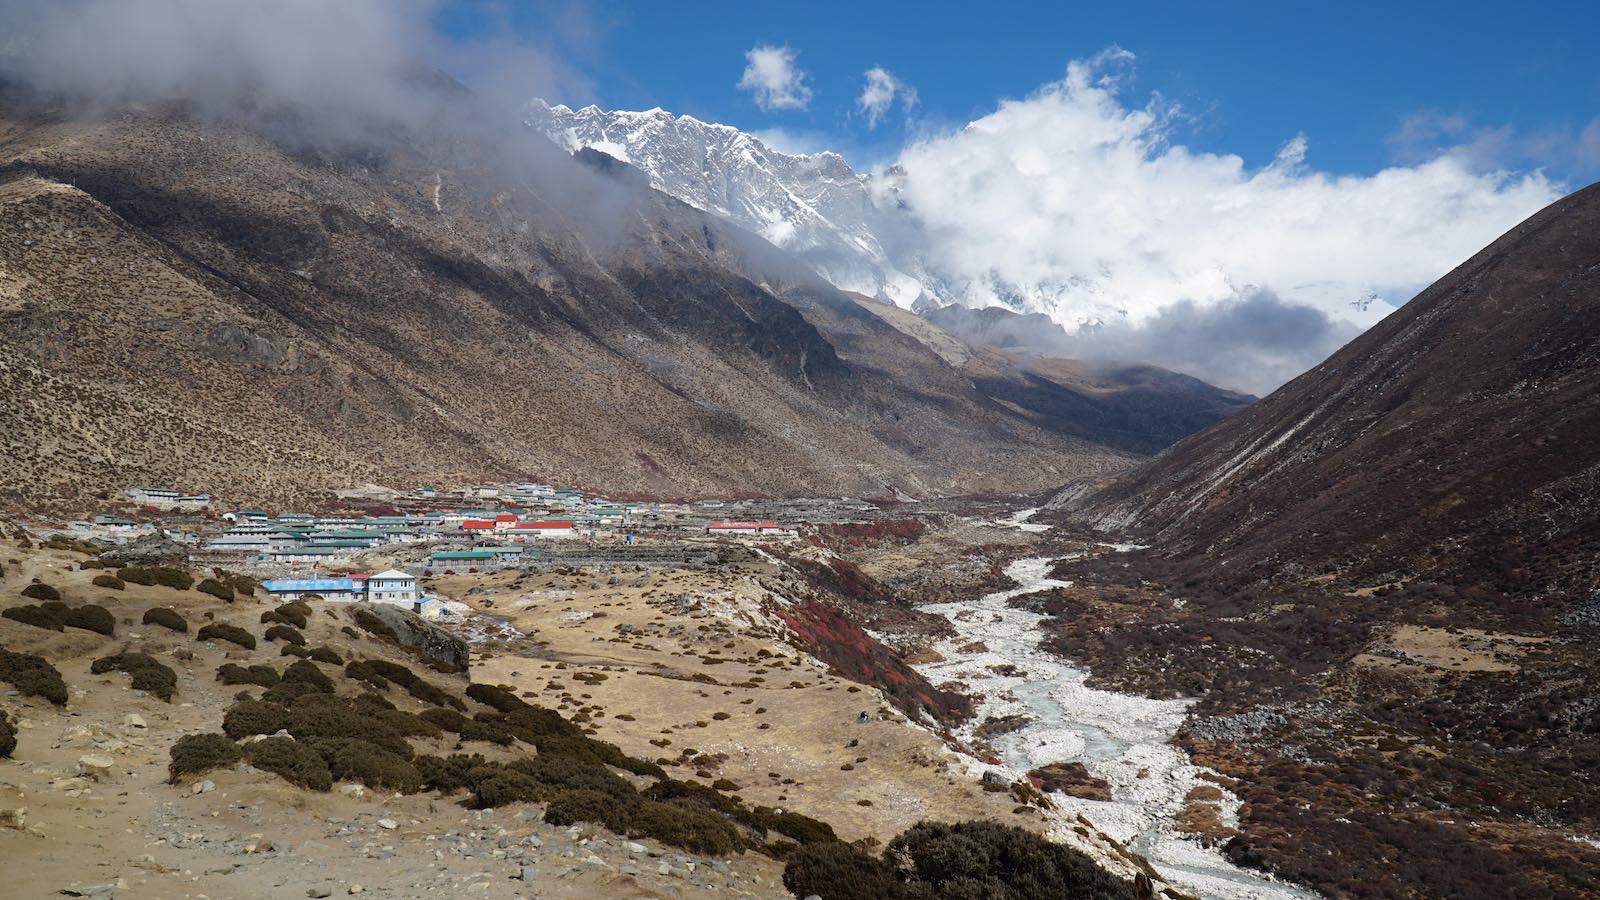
[436, 0, 1600, 182]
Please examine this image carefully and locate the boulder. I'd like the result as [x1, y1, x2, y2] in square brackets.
[353, 604, 469, 673]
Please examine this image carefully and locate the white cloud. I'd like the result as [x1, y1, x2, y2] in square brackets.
[881, 51, 1563, 346]
[857, 66, 916, 129]
[737, 44, 811, 111]
[1388, 109, 1600, 177]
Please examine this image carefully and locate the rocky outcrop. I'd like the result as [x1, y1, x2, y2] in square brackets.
[352, 604, 469, 674]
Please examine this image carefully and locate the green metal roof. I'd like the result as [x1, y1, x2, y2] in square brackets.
[432, 550, 495, 560]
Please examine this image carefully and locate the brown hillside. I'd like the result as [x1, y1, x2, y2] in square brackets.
[1060, 181, 1600, 603]
[0, 87, 1159, 509]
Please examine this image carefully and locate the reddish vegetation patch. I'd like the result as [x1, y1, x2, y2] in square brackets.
[635, 451, 664, 476]
[776, 601, 971, 724]
[1027, 762, 1112, 801]
[813, 519, 927, 548]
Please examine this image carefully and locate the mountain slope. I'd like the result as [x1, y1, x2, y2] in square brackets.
[1060, 182, 1600, 601]
[856, 297, 1253, 455]
[0, 85, 1160, 509]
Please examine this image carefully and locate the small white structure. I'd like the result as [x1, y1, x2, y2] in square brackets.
[366, 569, 420, 605]
[505, 520, 576, 540]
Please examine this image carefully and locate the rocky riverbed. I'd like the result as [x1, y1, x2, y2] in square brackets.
[912, 547, 1316, 900]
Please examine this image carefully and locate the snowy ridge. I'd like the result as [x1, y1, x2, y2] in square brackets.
[528, 100, 927, 307]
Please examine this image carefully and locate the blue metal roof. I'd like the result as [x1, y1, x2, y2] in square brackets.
[261, 579, 356, 592]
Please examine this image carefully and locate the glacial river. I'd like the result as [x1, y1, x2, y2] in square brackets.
[912, 520, 1316, 899]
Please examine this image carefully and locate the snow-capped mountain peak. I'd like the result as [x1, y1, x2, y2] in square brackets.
[527, 99, 927, 307]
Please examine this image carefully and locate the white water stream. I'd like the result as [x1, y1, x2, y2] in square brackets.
[913, 521, 1315, 898]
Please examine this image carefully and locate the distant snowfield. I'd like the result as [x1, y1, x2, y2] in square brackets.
[913, 548, 1315, 899]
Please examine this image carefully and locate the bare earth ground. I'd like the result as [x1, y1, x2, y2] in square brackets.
[0, 544, 790, 899]
[439, 561, 1036, 845]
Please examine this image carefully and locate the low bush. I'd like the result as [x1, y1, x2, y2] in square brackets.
[0, 648, 69, 705]
[229, 574, 259, 597]
[544, 788, 636, 832]
[280, 644, 311, 658]
[262, 680, 322, 704]
[167, 733, 242, 782]
[2, 604, 63, 631]
[629, 799, 743, 855]
[286, 694, 413, 757]
[757, 810, 839, 846]
[62, 604, 115, 636]
[196, 623, 256, 649]
[351, 608, 396, 641]
[782, 842, 910, 900]
[20, 582, 61, 602]
[196, 578, 235, 602]
[142, 607, 188, 632]
[0, 709, 15, 758]
[308, 646, 342, 665]
[888, 820, 1135, 900]
[223, 699, 291, 739]
[262, 605, 307, 629]
[91, 574, 126, 590]
[91, 652, 177, 701]
[415, 753, 491, 793]
[217, 663, 279, 687]
[120, 566, 194, 591]
[280, 659, 334, 692]
[313, 738, 424, 793]
[265, 624, 306, 646]
[244, 736, 332, 791]
[344, 659, 391, 689]
[465, 682, 524, 713]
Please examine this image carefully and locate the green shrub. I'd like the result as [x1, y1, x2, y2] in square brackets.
[467, 768, 545, 808]
[886, 820, 1136, 900]
[632, 799, 744, 855]
[403, 676, 462, 710]
[20, 582, 61, 602]
[351, 608, 396, 641]
[229, 574, 259, 597]
[120, 566, 194, 590]
[222, 699, 291, 739]
[196, 622, 256, 649]
[782, 842, 910, 900]
[244, 736, 332, 791]
[217, 663, 279, 687]
[712, 778, 741, 792]
[466, 682, 524, 712]
[196, 578, 235, 602]
[344, 659, 391, 689]
[544, 788, 636, 832]
[0, 709, 15, 758]
[91, 574, 126, 590]
[265, 624, 306, 646]
[415, 753, 491, 793]
[142, 607, 188, 632]
[280, 643, 311, 658]
[0, 648, 68, 705]
[307, 646, 342, 665]
[79, 560, 104, 570]
[281, 659, 334, 692]
[90, 652, 177, 701]
[168, 733, 242, 783]
[759, 810, 839, 845]
[261, 680, 322, 704]
[313, 738, 424, 793]
[286, 694, 412, 757]
[62, 604, 115, 636]
[262, 606, 309, 629]
[2, 605, 63, 631]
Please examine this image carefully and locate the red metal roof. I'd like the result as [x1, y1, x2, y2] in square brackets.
[462, 520, 495, 529]
[494, 514, 519, 522]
